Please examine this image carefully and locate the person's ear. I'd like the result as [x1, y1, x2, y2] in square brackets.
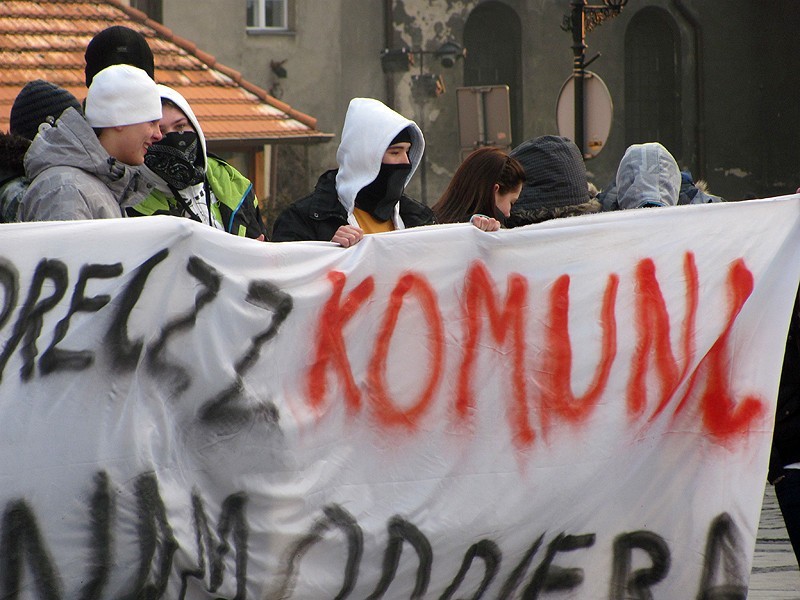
[493, 183, 500, 194]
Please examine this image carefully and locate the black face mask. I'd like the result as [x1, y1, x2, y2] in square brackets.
[145, 131, 205, 189]
[354, 163, 412, 221]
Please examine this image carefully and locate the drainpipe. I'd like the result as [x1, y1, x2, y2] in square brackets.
[383, 0, 396, 108]
[672, 0, 705, 180]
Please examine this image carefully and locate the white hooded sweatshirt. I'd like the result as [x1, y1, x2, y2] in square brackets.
[335, 98, 425, 229]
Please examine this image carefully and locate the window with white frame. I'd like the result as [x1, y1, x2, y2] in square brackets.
[247, 0, 288, 31]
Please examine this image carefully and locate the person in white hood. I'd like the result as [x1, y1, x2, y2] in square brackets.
[129, 85, 267, 240]
[271, 97, 435, 246]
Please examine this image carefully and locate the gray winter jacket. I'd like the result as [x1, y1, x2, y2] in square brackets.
[19, 107, 154, 222]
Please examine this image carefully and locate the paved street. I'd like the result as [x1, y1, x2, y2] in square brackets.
[750, 484, 800, 598]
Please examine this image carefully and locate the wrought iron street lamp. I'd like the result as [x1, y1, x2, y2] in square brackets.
[562, 0, 627, 158]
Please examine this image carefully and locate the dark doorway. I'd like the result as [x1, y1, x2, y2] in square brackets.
[463, 2, 523, 147]
[624, 7, 682, 158]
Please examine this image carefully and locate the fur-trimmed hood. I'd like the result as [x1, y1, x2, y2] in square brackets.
[506, 198, 602, 227]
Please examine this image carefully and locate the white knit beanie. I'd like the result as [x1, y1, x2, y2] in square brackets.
[85, 64, 162, 128]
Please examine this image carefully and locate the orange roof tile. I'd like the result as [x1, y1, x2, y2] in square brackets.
[0, 0, 332, 144]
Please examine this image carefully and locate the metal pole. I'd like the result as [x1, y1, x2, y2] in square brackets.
[383, 0, 396, 108]
[571, 0, 586, 158]
[477, 90, 487, 146]
[417, 51, 428, 204]
[562, 0, 627, 159]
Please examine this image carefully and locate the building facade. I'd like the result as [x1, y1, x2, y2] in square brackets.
[147, 0, 800, 210]
[0, 0, 334, 231]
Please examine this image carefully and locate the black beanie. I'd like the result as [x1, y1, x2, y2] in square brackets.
[9, 80, 83, 141]
[85, 26, 155, 87]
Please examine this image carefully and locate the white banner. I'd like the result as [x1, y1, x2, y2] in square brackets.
[0, 197, 799, 599]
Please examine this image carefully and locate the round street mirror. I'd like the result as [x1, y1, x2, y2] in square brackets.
[556, 71, 613, 159]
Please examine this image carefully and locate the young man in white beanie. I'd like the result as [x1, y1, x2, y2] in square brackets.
[19, 64, 162, 222]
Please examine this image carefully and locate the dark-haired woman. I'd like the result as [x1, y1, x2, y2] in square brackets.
[432, 147, 525, 232]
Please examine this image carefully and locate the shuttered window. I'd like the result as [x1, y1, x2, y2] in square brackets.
[247, 0, 288, 30]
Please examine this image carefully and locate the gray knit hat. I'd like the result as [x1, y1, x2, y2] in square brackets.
[510, 135, 589, 210]
[9, 80, 83, 141]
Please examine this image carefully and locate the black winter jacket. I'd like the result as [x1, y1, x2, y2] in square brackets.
[271, 169, 435, 242]
[770, 290, 800, 482]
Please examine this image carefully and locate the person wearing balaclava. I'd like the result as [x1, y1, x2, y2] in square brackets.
[271, 97, 435, 246]
[19, 64, 162, 222]
[128, 85, 267, 240]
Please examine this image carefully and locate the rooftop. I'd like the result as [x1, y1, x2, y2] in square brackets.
[0, 0, 332, 144]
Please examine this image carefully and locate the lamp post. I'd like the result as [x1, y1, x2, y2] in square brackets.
[380, 42, 464, 203]
[562, 0, 627, 158]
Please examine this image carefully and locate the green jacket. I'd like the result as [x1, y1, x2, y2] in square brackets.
[130, 156, 267, 239]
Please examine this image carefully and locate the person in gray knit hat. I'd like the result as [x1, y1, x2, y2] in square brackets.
[0, 80, 83, 222]
[505, 135, 601, 227]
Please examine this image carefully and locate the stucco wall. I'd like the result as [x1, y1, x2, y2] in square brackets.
[388, 0, 800, 201]
[161, 0, 800, 205]
[161, 0, 383, 187]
